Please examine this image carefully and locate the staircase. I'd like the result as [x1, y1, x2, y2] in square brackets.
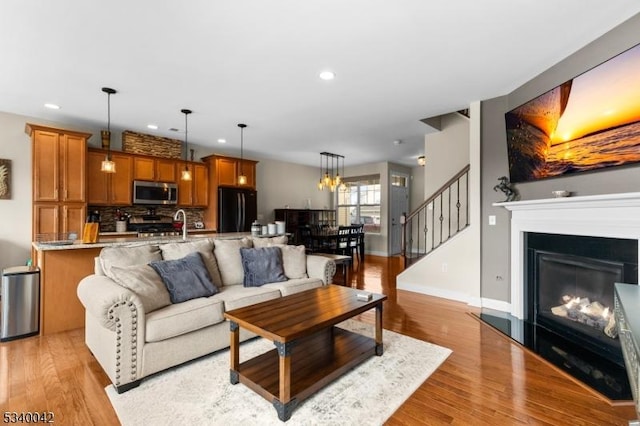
[402, 164, 470, 267]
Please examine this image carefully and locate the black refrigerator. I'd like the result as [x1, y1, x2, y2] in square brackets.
[217, 187, 257, 233]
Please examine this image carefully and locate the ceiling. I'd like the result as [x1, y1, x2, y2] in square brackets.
[1, 1, 639, 167]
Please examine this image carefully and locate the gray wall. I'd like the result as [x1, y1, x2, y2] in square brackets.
[480, 13, 640, 303]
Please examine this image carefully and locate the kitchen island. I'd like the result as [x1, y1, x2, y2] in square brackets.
[32, 232, 286, 335]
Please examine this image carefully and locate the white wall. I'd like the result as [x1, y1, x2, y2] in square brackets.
[410, 165, 425, 212]
[255, 158, 332, 223]
[0, 112, 33, 270]
[397, 105, 481, 305]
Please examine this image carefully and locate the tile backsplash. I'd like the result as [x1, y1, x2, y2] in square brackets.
[90, 206, 206, 232]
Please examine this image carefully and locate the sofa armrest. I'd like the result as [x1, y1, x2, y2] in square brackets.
[306, 255, 336, 285]
[77, 274, 146, 332]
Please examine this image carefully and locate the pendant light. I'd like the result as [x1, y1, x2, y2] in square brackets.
[100, 87, 117, 173]
[237, 123, 247, 185]
[180, 109, 192, 181]
[317, 152, 345, 191]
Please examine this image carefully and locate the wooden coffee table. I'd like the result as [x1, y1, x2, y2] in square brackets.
[224, 285, 387, 421]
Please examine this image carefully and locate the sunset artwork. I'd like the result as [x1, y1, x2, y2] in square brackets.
[505, 43, 640, 183]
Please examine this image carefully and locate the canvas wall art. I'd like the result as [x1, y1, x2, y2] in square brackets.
[505, 43, 640, 183]
[0, 159, 10, 199]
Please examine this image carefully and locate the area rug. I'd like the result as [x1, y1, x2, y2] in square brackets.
[106, 320, 451, 425]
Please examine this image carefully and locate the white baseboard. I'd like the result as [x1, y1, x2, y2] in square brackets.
[397, 282, 473, 304]
[396, 283, 510, 312]
[481, 298, 511, 313]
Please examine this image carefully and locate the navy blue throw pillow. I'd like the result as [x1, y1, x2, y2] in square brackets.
[240, 247, 288, 287]
[149, 252, 218, 303]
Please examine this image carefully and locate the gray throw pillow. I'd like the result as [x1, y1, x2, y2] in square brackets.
[149, 252, 218, 304]
[240, 247, 288, 287]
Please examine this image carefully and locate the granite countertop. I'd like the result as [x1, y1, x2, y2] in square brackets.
[32, 232, 289, 251]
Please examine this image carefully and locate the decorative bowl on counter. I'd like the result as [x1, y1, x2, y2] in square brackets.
[552, 190, 571, 198]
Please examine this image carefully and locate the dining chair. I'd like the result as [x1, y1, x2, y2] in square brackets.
[333, 226, 352, 258]
[349, 224, 364, 263]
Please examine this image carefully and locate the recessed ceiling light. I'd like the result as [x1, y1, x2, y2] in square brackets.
[217, 139, 227, 144]
[147, 124, 158, 130]
[44, 103, 60, 110]
[393, 140, 402, 146]
[169, 128, 179, 132]
[319, 71, 335, 81]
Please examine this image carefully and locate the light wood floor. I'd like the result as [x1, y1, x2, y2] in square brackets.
[0, 255, 636, 425]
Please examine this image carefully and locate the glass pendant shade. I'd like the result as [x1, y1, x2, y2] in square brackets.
[238, 174, 247, 185]
[101, 157, 116, 173]
[181, 167, 192, 181]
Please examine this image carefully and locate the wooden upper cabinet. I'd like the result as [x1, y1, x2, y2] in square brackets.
[87, 149, 133, 205]
[238, 159, 256, 189]
[133, 156, 177, 182]
[193, 163, 209, 207]
[176, 162, 208, 207]
[204, 155, 258, 189]
[217, 157, 238, 187]
[133, 157, 155, 181]
[87, 150, 109, 204]
[60, 134, 86, 202]
[32, 130, 59, 201]
[156, 158, 176, 182]
[110, 154, 133, 205]
[27, 124, 90, 203]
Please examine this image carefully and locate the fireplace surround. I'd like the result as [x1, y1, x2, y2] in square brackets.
[490, 192, 640, 400]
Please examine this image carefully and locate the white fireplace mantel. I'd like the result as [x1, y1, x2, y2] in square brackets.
[495, 192, 640, 319]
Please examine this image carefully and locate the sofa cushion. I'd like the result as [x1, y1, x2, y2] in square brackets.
[145, 296, 225, 342]
[279, 245, 308, 279]
[262, 277, 324, 296]
[100, 244, 162, 281]
[149, 252, 218, 304]
[252, 235, 288, 247]
[159, 239, 223, 289]
[215, 284, 282, 311]
[240, 247, 288, 287]
[109, 264, 171, 313]
[213, 237, 252, 286]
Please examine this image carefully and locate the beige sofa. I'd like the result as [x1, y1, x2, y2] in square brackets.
[77, 236, 336, 393]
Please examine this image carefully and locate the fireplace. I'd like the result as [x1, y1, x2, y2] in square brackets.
[526, 232, 638, 365]
[488, 192, 640, 400]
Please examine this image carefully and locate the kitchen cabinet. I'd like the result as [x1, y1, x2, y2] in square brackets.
[87, 149, 133, 205]
[177, 162, 209, 207]
[201, 154, 258, 231]
[133, 156, 176, 182]
[33, 203, 86, 237]
[27, 123, 90, 242]
[28, 124, 89, 203]
[206, 155, 257, 189]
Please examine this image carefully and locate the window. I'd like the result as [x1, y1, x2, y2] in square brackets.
[336, 176, 381, 233]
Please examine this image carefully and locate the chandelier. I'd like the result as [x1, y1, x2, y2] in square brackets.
[317, 152, 345, 192]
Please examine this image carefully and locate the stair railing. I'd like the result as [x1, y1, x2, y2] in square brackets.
[402, 164, 470, 267]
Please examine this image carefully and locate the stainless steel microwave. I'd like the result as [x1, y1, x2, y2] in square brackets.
[133, 180, 178, 205]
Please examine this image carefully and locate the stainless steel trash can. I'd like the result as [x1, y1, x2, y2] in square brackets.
[1, 266, 40, 341]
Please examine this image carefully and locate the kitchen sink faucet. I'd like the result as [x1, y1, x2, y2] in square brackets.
[174, 209, 187, 240]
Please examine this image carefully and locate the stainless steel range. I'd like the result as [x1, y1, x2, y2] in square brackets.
[128, 215, 181, 237]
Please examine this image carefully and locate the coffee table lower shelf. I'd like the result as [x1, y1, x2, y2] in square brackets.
[232, 326, 378, 421]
